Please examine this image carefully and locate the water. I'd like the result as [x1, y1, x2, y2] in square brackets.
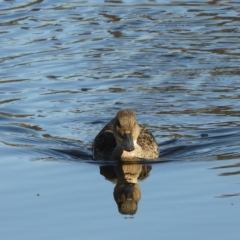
[1, 0, 240, 239]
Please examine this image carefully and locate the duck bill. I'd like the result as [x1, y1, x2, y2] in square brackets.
[123, 133, 135, 151]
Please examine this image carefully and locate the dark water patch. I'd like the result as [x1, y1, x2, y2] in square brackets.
[0, 124, 39, 135]
[50, 148, 93, 161]
[0, 112, 33, 118]
[219, 170, 240, 176]
[161, 131, 240, 159]
[210, 161, 240, 177]
[211, 162, 240, 170]
[0, 98, 22, 105]
[217, 193, 240, 198]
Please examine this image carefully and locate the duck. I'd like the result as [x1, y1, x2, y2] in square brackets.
[92, 109, 159, 160]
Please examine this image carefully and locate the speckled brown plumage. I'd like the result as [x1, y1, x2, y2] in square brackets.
[92, 109, 160, 160]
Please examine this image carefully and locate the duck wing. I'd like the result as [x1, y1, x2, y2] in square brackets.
[137, 126, 160, 159]
[92, 118, 117, 160]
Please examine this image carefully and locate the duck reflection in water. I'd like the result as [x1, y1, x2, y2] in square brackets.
[100, 163, 152, 215]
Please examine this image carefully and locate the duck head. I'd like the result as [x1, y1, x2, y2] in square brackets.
[113, 109, 141, 152]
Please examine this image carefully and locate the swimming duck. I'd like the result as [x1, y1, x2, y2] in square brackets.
[92, 109, 159, 160]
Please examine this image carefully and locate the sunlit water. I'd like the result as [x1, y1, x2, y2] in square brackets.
[1, 0, 240, 239]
